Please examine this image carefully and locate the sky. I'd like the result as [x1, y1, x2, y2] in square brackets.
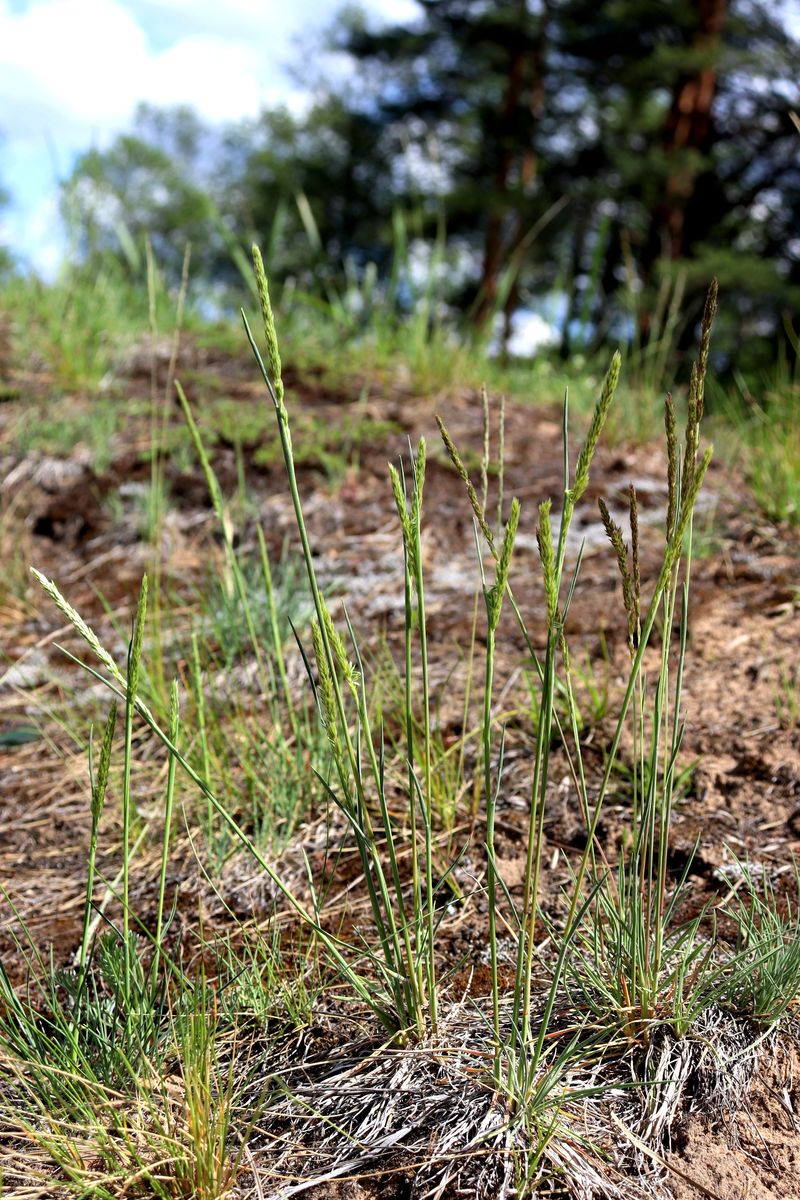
[0, 0, 418, 273]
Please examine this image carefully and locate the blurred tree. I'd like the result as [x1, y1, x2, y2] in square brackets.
[337, 0, 561, 328]
[556, 0, 800, 363]
[62, 104, 227, 281]
[335, 0, 800, 361]
[226, 91, 392, 290]
[60, 1, 799, 371]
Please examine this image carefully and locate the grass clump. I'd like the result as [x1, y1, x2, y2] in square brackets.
[9, 258, 800, 1197]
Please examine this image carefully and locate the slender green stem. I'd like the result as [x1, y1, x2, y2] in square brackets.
[411, 517, 437, 1030]
[191, 631, 213, 842]
[483, 620, 500, 1073]
[153, 680, 179, 988]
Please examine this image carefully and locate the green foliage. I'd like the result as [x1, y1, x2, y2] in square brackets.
[724, 859, 800, 1025]
[727, 370, 800, 527]
[63, 104, 223, 282]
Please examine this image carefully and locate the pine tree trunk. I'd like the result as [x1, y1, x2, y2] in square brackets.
[476, 0, 549, 332]
[639, 0, 726, 336]
[660, 0, 727, 261]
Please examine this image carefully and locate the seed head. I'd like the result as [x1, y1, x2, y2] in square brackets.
[312, 619, 342, 759]
[684, 280, 718, 494]
[665, 393, 678, 540]
[126, 575, 148, 701]
[695, 278, 718, 423]
[486, 498, 520, 631]
[436, 415, 495, 552]
[252, 245, 284, 405]
[599, 498, 635, 655]
[661, 445, 714, 584]
[536, 499, 558, 629]
[168, 678, 180, 744]
[411, 438, 426, 530]
[91, 702, 117, 823]
[571, 351, 621, 506]
[32, 568, 126, 687]
[321, 600, 360, 696]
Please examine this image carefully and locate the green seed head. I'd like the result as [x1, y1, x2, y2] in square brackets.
[487, 497, 520, 630]
[695, 278, 718, 422]
[91, 702, 117, 823]
[661, 445, 713, 583]
[31, 568, 125, 687]
[389, 462, 408, 523]
[169, 678, 180, 744]
[536, 499, 557, 628]
[322, 600, 360, 695]
[312, 619, 342, 758]
[411, 437, 426, 528]
[436, 415, 495, 552]
[665, 393, 678, 540]
[252, 244, 284, 404]
[599, 498, 635, 653]
[127, 575, 148, 700]
[570, 350, 621, 506]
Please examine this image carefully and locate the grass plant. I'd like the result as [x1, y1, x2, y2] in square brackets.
[724, 351, 800, 526]
[10, 253, 800, 1197]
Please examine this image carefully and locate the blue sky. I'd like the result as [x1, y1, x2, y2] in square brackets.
[0, 0, 417, 272]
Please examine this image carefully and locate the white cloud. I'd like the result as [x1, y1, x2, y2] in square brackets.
[371, 0, 420, 23]
[0, 0, 410, 271]
[0, 0, 270, 140]
[0, 0, 327, 270]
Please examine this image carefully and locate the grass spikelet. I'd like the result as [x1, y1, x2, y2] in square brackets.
[684, 279, 718, 492]
[388, 461, 407, 527]
[251, 244, 284, 404]
[127, 575, 148, 700]
[628, 484, 641, 647]
[411, 437, 426, 528]
[662, 446, 714, 582]
[695, 277, 718, 420]
[684, 362, 700, 494]
[321, 600, 360, 695]
[599, 498, 635, 653]
[311, 619, 342, 760]
[536, 499, 557, 629]
[389, 461, 418, 578]
[570, 350, 621, 505]
[436, 415, 495, 551]
[92, 703, 117, 824]
[31, 568, 126, 687]
[486, 497, 520, 631]
[665, 393, 678, 539]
